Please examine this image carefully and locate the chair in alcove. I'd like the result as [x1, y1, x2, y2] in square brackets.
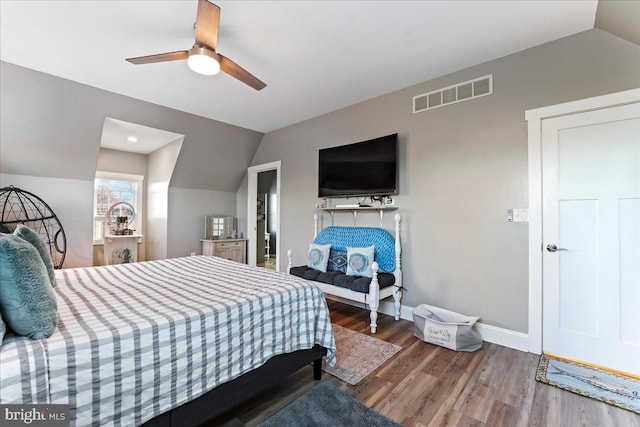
[0, 185, 67, 268]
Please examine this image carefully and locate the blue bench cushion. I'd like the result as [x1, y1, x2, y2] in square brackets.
[289, 266, 395, 293]
[313, 226, 396, 272]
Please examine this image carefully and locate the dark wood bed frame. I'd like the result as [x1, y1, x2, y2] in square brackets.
[143, 345, 326, 427]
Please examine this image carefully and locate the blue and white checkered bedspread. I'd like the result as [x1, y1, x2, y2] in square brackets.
[0, 256, 336, 426]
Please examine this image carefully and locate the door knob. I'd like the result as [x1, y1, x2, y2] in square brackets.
[546, 244, 567, 252]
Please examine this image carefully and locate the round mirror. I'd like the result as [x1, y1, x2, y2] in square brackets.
[105, 201, 136, 235]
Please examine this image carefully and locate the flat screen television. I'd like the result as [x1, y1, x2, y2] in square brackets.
[318, 133, 398, 198]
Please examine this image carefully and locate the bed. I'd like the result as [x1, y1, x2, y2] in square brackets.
[0, 255, 336, 426]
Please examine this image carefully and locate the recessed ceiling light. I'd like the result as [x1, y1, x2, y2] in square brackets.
[127, 136, 138, 143]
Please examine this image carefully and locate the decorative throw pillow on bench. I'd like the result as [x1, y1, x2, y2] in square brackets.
[327, 249, 348, 273]
[346, 245, 375, 278]
[308, 243, 332, 272]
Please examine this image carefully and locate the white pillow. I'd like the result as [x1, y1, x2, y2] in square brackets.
[346, 245, 375, 278]
[308, 243, 332, 272]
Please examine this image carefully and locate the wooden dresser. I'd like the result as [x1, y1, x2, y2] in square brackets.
[201, 238, 247, 264]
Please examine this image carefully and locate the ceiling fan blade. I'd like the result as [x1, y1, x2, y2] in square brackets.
[219, 55, 266, 91]
[195, 0, 220, 50]
[126, 51, 189, 65]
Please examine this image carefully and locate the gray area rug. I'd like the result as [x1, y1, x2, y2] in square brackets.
[322, 324, 401, 385]
[257, 381, 402, 427]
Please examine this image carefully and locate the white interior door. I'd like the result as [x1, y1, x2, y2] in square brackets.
[542, 103, 640, 375]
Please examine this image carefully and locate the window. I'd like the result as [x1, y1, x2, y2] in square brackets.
[93, 172, 144, 243]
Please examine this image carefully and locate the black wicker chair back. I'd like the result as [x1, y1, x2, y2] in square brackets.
[0, 185, 67, 268]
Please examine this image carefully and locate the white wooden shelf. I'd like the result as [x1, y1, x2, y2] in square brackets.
[317, 206, 398, 226]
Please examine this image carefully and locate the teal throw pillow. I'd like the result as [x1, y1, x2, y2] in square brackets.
[346, 245, 375, 278]
[14, 224, 56, 287]
[0, 234, 58, 340]
[307, 243, 332, 273]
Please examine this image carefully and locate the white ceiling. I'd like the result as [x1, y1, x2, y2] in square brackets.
[0, 1, 598, 133]
[100, 118, 185, 155]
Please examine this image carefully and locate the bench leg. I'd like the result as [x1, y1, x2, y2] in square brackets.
[393, 289, 402, 321]
[369, 309, 378, 334]
[369, 262, 380, 334]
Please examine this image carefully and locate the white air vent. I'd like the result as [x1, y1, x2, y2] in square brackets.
[413, 74, 493, 113]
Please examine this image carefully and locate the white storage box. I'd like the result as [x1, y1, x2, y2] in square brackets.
[413, 304, 482, 352]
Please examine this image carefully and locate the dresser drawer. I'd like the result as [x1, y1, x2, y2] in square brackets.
[201, 239, 247, 263]
[214, 249, 230, 259]
[216, 241, 243, 249]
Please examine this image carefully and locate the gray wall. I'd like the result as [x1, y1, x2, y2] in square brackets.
[595, 0, 640, 46]
[246, 29, 640, 333]
[236, 175, 249, 240]
[0, 62, 264, 190]
[0, 62, 264, 266]
[167, 187, 238, 258]
[96, 148, 148, 176]
[0, 173, 94, 267]
[147, 139, 184, 261]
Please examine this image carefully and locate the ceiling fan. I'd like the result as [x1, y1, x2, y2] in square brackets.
[125, 0, 266, 91]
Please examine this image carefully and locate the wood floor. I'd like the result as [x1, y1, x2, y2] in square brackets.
[256, 257, 276, 270]
[211, 300, 640, 426]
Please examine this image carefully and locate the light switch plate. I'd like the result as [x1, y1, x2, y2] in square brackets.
[513, 208, 529, 223]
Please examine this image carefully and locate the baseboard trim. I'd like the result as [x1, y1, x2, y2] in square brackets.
[474, 322, 529, 353]
[326, 296, 529, 353]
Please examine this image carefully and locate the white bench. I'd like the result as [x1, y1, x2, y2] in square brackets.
[288, 213, 403, 333]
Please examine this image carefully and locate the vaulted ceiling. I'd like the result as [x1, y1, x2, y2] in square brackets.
[0, 1, 602, 133]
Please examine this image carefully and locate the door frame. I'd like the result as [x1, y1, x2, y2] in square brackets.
[247, 161, 281, 270]
[525, 88, 640, 354]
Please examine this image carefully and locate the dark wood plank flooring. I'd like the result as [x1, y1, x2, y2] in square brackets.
[210, 300, 640, 426]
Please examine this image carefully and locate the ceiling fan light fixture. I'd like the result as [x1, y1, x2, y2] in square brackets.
[125, 2, 265, 90]
[187, 46, 220, 76]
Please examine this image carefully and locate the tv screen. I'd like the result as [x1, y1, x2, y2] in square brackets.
[318, 133, 398, 198]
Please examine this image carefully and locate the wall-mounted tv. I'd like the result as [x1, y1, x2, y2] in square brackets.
[318, 133, 398, 198]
